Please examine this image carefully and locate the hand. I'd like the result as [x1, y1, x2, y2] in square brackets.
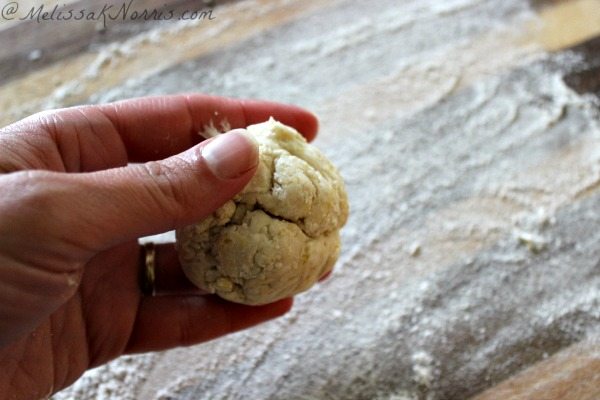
[0, 94, 318, 399]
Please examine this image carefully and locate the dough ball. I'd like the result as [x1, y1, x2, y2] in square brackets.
[176, 118, 349, 305]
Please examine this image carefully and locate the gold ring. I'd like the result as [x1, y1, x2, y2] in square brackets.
[140, 242, 156, 296]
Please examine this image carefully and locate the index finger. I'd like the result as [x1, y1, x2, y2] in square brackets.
[96, 94, 319, 162]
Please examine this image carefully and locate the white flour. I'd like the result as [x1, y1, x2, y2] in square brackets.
[52, 354, 155, 400]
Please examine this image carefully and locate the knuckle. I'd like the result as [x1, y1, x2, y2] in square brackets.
[139, 160, 196, 222]
[1, 171, 60, 218]
[40, 268, 83, 299]
[0, 171, 90, 268]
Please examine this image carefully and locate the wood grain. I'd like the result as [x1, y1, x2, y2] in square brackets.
[0, 0, 240, 84]
[1, 0, 598, 399]
[529, 0, 600, 51]
[473, 339, 600, 400]
[468, 34, 600, 400]
[0, 0, 341, 127]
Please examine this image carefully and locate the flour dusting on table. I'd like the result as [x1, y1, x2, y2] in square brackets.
[49, 0, 600, 399]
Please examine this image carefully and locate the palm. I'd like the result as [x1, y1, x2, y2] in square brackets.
[0, 243, 140, 396]
[0, 105, 143, 395]
[0, 95, 317, 399]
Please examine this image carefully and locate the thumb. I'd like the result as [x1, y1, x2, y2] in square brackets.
[41, 130, 257, 254]
[0, 130, 257, 346]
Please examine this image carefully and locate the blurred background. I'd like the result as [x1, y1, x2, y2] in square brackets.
[2, 0, 600, 399]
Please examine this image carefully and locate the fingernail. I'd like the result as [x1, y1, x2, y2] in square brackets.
[201, 130, 258, 180]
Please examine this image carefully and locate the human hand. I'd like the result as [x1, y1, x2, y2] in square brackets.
[0, 94, 318, 399]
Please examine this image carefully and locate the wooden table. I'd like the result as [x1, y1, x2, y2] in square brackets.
[2, 0, 600, 399]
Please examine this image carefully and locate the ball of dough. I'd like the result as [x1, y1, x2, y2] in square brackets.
[176, 118, 349, 305]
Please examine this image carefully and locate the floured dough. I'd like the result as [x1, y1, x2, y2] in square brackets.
[176, 118, 349, 305]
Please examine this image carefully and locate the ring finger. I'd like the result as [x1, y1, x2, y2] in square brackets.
[141, 242, 206, 296]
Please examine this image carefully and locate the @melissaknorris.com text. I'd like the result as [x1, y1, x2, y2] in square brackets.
[1, 1, 216, 28]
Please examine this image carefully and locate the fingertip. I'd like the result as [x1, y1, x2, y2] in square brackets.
[277, 107, 320, 142]
[297, 111, 319, 142]
[238, 98, 320, 142]
[268, 297, 294, 316]
[318, 270, 332, 283]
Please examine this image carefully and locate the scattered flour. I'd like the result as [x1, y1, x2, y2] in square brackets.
[27, 49, 42, 62]
[411, 351, 436, 400]
[408, 242, 422, 257]
[198, 117, 232, 139]
[47, 0, 600, 399]
[51, 354, 156, 400]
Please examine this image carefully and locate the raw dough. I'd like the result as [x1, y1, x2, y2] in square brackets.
[176, 118, 349, 305]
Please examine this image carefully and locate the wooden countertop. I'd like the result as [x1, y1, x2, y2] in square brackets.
[2, 0, 599, 399]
